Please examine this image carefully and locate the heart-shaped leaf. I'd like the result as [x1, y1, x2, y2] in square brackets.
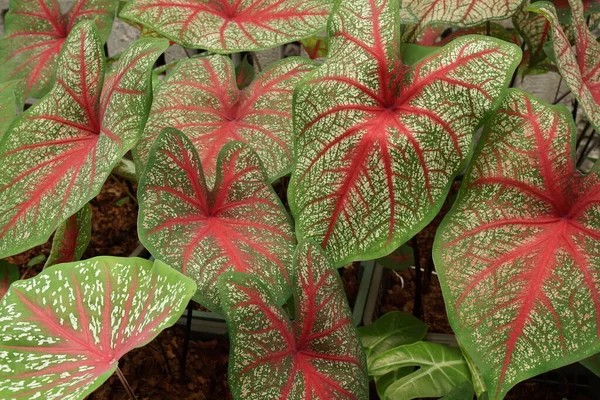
[219, 241, 368, 399]
[369, 341, 471, 400]
[376, 244, 415, 271]
[138, 128, 295, 312]
[119, 0, 332, 53]
[0, 260, 19, 300]
[134, 55, 315, 184]
[434, 89, 600, 399]
[45, 204, 92, 268]
[0, 256, 196, 399]
[0, 22, 168, 258]
[528, 0, 600, 133]
[0, 0, 117, 101]
[513, 1, 552, 71]
[289, 0, 521, 266]
[0, 81, 18, 135]
[358, 311, 427, 362]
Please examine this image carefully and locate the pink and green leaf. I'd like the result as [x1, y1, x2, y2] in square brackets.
[235, 54, 255, 89]
[300, 32, 329, 59]
[0, 0, 117, 101]
[528, 0, 600, 133]
[135, 55, 315, 184]
[289, 0, 522, 267]
[434, 89, 600, 399]
[0, 21, 168, 258]
[219, 241, 368, 399]
[0, 260, 19, 300]
[119, 0, 332, 53]
[0, 256, 195, 400]
[0, 81, 18, 136]
[44, 203, 92, 268]
[376, 244, 415, 271]
[513, 1, 552, 70]
[138, 128, 295, 313]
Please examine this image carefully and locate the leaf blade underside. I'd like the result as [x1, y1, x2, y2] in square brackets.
[219, 241, 368, 399]
[289, 0, 522, 267]
[528, 0, 600, 133]
[138, 128, 295, 313]
[135, 55, 315, 184]
[0, 0, 117, 101]
[119, 0, 332, 53]
[434, 89, 600, 399]
[0, 21, 168, 258]
[0, 256, 196, 400]
[45, 203, 92, 268]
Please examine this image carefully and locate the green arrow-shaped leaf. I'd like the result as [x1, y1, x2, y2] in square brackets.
[45, 204, 92, 268]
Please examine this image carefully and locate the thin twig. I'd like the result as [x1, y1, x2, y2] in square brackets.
[157, 336, 174, 376]
[576, 121, 591, 150]
[411, 237, 422, 319]
[553, 76, 563, 103]
[552, 90, 571, 105]
[180, 303, 193, 384]
[577, 129, 597, 168]
[115, 367, 137, 400]
[183, 47, 193, 58]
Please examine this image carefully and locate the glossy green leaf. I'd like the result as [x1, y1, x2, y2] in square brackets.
[289, 0, 522, 267]
[138, 128, 295, 313]
[528, 0, 600, 133]
[0, 260, 19, 300]
[135, 55, 315, 185]
[435, 89, 600, 399]
[0, 0, 117, 101]
[441, 381, 475, 400]
[0, 81, 18, 136]
[580, 352, 600, 376]
[376, 244, 415, 270]
[0, 22, 168, 258]
[374, 368, 413, 399]
[120, 0, 332, 53]
[370, 341, 471, 400]
[0, 256, 196, 399]
[45, 204, 92, 268]
[358, 311, 427, 361]
[219, 241, 368, 399]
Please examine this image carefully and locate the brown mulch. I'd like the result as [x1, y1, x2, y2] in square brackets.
[90, 326, 231, 400]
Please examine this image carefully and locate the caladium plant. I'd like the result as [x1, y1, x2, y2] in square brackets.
[0, 21, 167, 258]
[435, 89, 600, 399]
[138, 128, 296, 312]
[529, 0, 600, 132]
[0, 256, 196, 399]
[44, 204, 92, 268]
[119, 0, 332, 52]
[218, 241, 368, 399]
[0, 81, 18, 135]
[0, 0, 117, 102]
[135, 55, 315, 184]
[289, 0, 521, 266]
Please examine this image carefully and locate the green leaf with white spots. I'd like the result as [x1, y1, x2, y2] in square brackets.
[369, 341, 472, 400]
[0, 81, 18, 136]
[289, 0, 522, 267]
[219, 241, 368, 399]
[134, 55, 315, 185]
[45, 204, 92, 268]
[0, 256, 196, 400]
[528, 0, 600, 133]
[119, 0, 332, 53]
[434, 89, 600, 399]
[0, 0, 117, 102]
[0, 21, 168, 258]
[0, 260, 19, 300]
[138, 128, 295, 313]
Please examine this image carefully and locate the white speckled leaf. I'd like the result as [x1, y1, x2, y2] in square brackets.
[0, 256, 196, 400]
[138, 128, 295, 313]
[435, 89, 600, 399]
[289, 0, 521, 267]
[119, 0, 332, 53]
[0, 0, 117, 101]
[0, 21, 168, 258]
[219, 241, 368, 399]
[134, 55, 315, 185]
[0, 260, 19, 300]
[45, 204, 92, 268]
[528, 0, 600, 133]
[0, 81, 18, 136]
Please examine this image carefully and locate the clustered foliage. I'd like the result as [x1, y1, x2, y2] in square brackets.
[0, 0, 600, 399]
